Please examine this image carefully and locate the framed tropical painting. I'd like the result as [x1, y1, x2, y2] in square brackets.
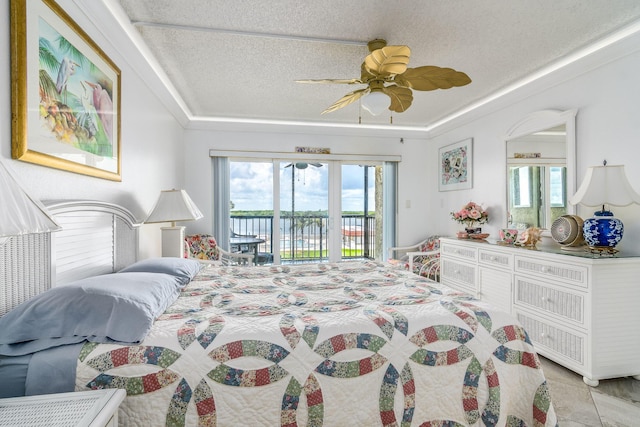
[438, 138, 473, 191]
[10, 0, 121, 181]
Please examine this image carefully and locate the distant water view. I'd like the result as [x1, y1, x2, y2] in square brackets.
[230, 212, 377, 261]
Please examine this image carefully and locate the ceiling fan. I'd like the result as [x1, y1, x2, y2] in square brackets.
[297, 39, 471, 115]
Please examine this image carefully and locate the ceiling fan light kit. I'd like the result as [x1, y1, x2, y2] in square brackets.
[297, 39, 471, 116]
[361, 90, 389, 115]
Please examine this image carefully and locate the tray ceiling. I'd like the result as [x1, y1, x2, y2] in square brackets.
[115, 0, 640, 129]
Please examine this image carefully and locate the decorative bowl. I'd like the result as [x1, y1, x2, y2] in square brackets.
[499, 228, 518, 244]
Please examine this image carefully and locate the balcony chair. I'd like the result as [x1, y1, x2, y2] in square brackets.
[387, 235, 441, 282]
[184, 234, 254, 266]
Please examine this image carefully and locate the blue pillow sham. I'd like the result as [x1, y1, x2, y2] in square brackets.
[0, 272, 183, 356]
[118, 257, 202, 285]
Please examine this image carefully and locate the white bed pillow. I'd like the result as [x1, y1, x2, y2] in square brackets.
[118, 257, 202, 285]
[0, 272, 182, 356]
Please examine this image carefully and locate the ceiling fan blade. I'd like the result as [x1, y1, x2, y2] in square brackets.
[296, 78, 362, 85]
[395, 66, 472, 91]
[360, 62, 377, 83]
[321, 88, 369, 114]
[383, 85, 413, 113]
[364, 45, 411, 78]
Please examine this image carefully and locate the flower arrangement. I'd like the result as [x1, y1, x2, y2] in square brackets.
[451, 201, 489, 228]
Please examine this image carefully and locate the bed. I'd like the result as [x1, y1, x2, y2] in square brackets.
[0, 201, 557, 426]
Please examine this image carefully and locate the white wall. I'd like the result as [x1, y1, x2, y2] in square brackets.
[0, 0, 185, 258]
[426, 31, 640, 253]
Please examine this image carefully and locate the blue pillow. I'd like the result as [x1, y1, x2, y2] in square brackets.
[118, 257, 202, 285]
[0, 272, 182, 356]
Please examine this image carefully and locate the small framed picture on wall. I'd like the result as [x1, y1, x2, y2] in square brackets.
[438, 138, 473, 191]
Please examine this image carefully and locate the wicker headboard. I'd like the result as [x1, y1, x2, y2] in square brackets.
[0, 200, 140, 316]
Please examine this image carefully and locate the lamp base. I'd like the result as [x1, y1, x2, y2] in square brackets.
[161, 226, 186, 258]
[587, 245, 619, 256]
[582, 210, 623, 251]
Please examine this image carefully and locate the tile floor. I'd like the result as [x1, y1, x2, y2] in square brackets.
[539, 356, 640, 426]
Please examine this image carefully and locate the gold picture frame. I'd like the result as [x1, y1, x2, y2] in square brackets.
[10, 0, 121, 181]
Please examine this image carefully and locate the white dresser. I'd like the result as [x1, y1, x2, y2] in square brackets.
[439, 236, 640, 386]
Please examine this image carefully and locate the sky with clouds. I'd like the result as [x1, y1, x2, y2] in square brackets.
[230, 162, 376, 212]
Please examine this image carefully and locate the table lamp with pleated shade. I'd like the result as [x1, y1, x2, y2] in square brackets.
[569, 162, 640, 253]
[145, 189, 203, 257]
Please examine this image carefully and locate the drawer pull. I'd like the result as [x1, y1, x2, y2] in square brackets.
[454, 269, 460, 274]
[490, 256, 497, 261]
[541, 267, 548, 273]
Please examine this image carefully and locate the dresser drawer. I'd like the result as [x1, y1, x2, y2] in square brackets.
[514, 275, 584, 325]
[516, 311, 586, 367]
[514, 255, 588, 288]
[441, 258, 476, 293]
[478, 248, 513, 270]
[479, 267, 511, 313]
[441, 241, 477, 261]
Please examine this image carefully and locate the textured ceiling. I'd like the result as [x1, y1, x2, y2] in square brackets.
[115, 0, 640, 128]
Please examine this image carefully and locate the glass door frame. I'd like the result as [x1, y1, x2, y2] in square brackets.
[214, 150, 400, 264]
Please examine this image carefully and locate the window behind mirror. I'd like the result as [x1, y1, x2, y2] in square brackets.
[508, 165, 567, 229]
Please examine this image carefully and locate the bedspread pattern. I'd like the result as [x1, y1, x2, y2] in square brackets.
[75, 261, 557, 426]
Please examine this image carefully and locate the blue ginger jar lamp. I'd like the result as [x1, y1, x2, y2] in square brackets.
[569, 161, 640, 254]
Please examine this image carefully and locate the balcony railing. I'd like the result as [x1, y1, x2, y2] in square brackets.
[230, 214, 376, 263]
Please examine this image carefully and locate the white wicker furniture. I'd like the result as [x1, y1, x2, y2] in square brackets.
[439, 236, 640, 386]
[387, 236, 440, 281]
[184, 234, 254, 266]
[0, 200, 139, 317]
[0, 389, 125, 427]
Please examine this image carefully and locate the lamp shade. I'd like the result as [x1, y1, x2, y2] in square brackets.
[569, 165, 640, 207]
[0, 161, 60, 238]
[361, 91, 389, 116]
[145, 189, 203, 225]
[569, 164, 640, 251]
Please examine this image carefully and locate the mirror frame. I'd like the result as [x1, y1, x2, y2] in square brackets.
[504, 109, 577, 232]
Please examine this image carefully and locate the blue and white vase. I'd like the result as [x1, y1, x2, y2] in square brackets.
[582, 210, 623, 248]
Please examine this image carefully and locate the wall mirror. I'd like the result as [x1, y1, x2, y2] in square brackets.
[504, 109, 577, 232]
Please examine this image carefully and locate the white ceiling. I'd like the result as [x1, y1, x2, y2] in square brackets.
[114, 0, 640, 129]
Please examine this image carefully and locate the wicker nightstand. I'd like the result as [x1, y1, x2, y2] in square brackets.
[0, 389, 125, 427]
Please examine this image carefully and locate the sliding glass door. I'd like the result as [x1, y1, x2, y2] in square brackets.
[229, 161, 274, 263]
[225, 157, 395, 265]
[341, 164, 379, 260]
[279, 162, 328, 263]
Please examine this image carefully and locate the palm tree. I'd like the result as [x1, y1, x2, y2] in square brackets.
[308, 215, 327, 259]
[294, 215, 315, 257]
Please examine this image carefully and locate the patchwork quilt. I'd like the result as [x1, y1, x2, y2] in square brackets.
[75, 261, 557, 426]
